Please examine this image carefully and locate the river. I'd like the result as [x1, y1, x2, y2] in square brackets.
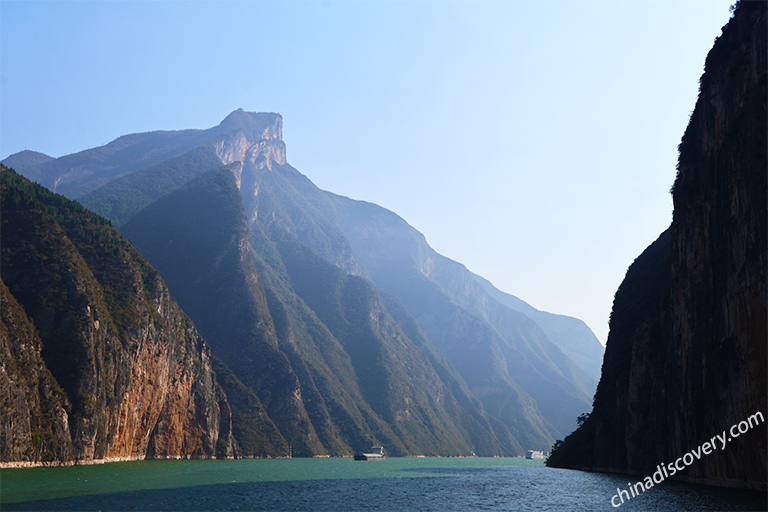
[1, 457, 765, 511]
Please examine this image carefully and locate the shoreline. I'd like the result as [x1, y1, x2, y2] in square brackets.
[1, 453, 524, 470]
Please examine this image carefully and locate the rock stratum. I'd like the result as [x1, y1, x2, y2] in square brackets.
[546, 1, 767, 491]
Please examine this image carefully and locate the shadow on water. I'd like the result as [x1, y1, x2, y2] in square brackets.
[3, 466, 766, 512]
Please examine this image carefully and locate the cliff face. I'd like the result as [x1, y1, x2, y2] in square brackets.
[121, 166, 510, 457]
[0, 166, 232, 465]
[3, 107, 621, 457]
[1, 281, 73, 462]
[121, 168, 302, 457]
[547, 1, 767, 490]
[666, 0, 767, 485]
[0, 109, 283, 199]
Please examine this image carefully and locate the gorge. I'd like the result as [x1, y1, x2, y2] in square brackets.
[546, 0, 767, 492]
[2, 111, 603, 464]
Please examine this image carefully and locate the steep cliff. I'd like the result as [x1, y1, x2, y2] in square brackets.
[1, 280, 73, 462]
[5, 107, 615, 457]
[77, 110, 286, 228]
[0, 165, 233, 465]
[121, 167, 312, 457]
[122, 166, 510, 456]
[547, 1, 767, 491]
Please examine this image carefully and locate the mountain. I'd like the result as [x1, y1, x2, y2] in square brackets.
[547, 0, 767, 491]
[326, 193, 598, 438]
[4, 109, 282, 200]
[5, 110, 605, 456]
[120, 153, 510, 457]
[0, 165, 242, 464]
[0, 150, 54, 172]
[472, 273, 604, 381]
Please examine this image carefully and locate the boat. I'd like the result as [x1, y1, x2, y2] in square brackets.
[525, 450, 546, 460]
[354, 446, 384, 461]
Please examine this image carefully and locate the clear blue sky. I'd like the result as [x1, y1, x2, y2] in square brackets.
[1, 0, 735, 345]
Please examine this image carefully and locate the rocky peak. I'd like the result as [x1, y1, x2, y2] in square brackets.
[214, 111, 287, 174]
[217, 109, 283, 142]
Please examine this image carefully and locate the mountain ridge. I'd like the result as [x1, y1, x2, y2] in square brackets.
[4, 108, 608, 459]
[0, 165, 236, 464]
[326, 192, 599, 437]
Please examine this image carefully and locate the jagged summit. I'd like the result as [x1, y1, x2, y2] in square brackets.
[217, 109, 282, 141]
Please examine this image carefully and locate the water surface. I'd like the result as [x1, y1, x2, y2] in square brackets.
[2, 457, 765, 511]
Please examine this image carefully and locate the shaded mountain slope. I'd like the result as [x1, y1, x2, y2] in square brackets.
[358, 262, 555, 452]
[375, 291, 520, 456]
[0, 165, 235, 464]
[273, 226, 499, 455]
[327, 193, 596, 439]
[231, 144, 580, 450]
[472, 273, 604, 381]
[547, 1, 767, 491]
[121, 167, 319, 456]
[9, 108, 611, 457]
[239, 161, 365, 278]
[123, 166, 510, 456]
[79, 145, 225, 227]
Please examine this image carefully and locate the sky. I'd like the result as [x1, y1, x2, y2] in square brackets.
[1, 0, 736, 345]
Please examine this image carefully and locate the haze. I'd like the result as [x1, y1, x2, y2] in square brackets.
[0, 0, 735, 344]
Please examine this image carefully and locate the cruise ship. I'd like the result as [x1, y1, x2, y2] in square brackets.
[354, 446, 384, 461]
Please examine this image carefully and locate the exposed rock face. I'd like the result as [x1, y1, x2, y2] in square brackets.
[5, 107, 617, 459]
[214, 111, 286, 169]
[546, 1, 767, 491]
[0, 165, 231, 465]
[121, 168, 302, 457]
[1, 108, 283, 199]
[666, 0, 767, 487]
[121, 166, 508, 457]
[1, 281, 73, 462]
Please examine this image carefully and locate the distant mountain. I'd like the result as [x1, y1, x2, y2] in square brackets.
[121, 156, 509, 457]
[3, 109, 282, 199]
[327, 194, 597, 437]
[7, 108, 606, 456]
[1, 150, 54, 173]
[547, 1, 767, 491]
[0, 165, 240, 464]
[471, 273, 604, 381]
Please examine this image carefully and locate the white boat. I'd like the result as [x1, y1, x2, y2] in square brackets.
[525, 450, 546, 460]
[354, 446, 384, 461]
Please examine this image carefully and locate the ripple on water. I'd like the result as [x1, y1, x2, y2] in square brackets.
[2, 459, 765, 511]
